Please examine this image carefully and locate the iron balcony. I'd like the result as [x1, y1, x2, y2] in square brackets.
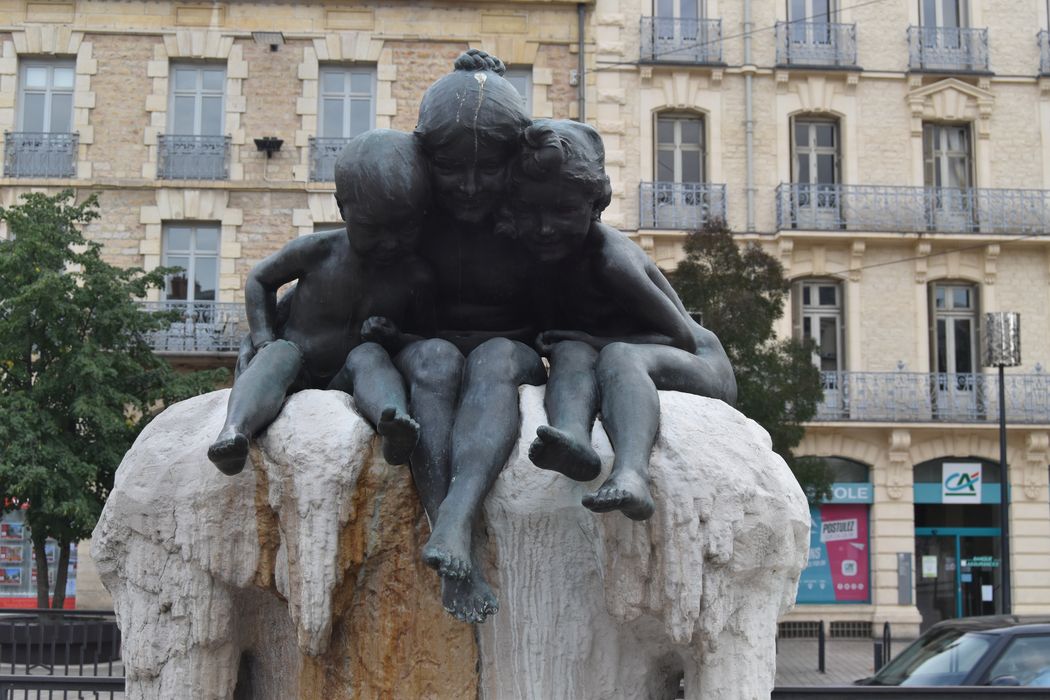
[639, 182, 727, 230]
[775, 22, 858, 68]
[814, 371, 1050, 424]
[907, 26, 990, 73]
[309, 136, 354, 182]
[776, 183, 1050, 234]
[640, 17, 723, 64]
[157, 134, 230, 180]
[3, 132, 78, 178]
[138, 300, 245, 354]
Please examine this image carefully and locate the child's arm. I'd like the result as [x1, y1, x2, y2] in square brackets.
[545, 225, 696, 353]
[244, 234, 330, 349]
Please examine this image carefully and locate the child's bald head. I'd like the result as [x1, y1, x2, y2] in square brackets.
[334, 129, 430, 220]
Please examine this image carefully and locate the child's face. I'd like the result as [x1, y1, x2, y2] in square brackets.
[429, 132, 513, 224]
[343, 205, 424, 266]
[508, 179, 593, 263]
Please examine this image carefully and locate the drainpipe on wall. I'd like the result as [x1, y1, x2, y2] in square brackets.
[744, 0, 755, 232]
[578, 3, 587, 123]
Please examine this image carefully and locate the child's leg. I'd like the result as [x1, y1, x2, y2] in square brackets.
[585, 342, 733, 520]
[209, 339, 303, 475]
[329, 342, 418, 466]
[529, 340, 601, 481]
[422, 338, 546, 580]
[393, 339, 463, 524]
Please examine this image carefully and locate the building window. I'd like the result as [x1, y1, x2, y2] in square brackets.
[505, 68, 532, 115]
[163, 223, 219, 303]
[924, 123, 973, 230]
[793, 279, 844, 374]
[656, 112, 704, 184]
[788, 0, 835, 44]
[159, 64, 228, 180]
[309, 65, 375, 181]
[930, 282, 977, 376]
[640, 112, 722, 229]
[654, 0, 704, 33]
[5, 60, 77, 178]
[921, 0, 967, 29]
[791, 118, 840, 225]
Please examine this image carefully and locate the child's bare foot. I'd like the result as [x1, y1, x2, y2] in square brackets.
[377, 406, 419, 465]
[582, 470, 655, 521]
[441, 568, 499, 624]
[422, 520, 472, 580]
[528, 425, 601, 482]
[207, 428, 250, 476]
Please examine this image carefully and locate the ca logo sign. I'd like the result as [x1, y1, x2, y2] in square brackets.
[944, 470, 981, 496]
[941, 463, 983, 503]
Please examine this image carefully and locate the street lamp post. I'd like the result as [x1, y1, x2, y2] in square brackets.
[982, 311, 1021, 615]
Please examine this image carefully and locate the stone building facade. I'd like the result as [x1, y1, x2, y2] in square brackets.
[2, 0, 1049, 636]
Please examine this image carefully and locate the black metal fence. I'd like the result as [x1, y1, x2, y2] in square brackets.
[0, 609, 123, 699]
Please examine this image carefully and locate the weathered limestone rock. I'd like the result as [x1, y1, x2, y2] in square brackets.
[93, 387, 809, 700]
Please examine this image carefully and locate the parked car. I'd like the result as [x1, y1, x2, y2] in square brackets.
[856, 616, 1050, 686]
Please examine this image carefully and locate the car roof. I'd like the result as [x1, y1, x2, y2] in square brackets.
[928, 615, 1050, 635]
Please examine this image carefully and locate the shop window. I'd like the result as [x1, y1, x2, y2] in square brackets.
[796, 456, 871, 605]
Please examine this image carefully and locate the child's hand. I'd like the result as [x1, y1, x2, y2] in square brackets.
[362, 316, 400, 343]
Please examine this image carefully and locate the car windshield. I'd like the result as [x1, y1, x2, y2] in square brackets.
[868, 629, 994, 686]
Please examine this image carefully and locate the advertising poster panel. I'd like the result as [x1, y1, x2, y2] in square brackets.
[797, 502, 871, 604]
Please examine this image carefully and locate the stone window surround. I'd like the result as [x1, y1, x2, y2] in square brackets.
[0, 26, 97, 181]
[138, 189, 243, 303]
[143, 30, 248, 181]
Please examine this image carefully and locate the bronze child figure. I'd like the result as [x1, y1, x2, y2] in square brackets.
[207, 129, 434, 475]
[499, 119, 737, 519]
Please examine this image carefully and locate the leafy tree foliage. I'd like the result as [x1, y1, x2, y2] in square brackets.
[670, 221, 831, 503]
[0, 191, 223, 607]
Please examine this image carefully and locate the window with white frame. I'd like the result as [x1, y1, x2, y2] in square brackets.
[161, 64, 227, 180]
[170, 64, 225, 136]
[163, 223, 219, 303]
[7, 60, 77, 178]
[792, 118, 840, 219]
[793, 279, 844, 374]
[505, 68, 532, 115]
[318, 66, 375, 140]
[19, 61, 75, 134]
[788, 0, 835, 45]
[656, 112, 704, 184]
[930, 282, 978, 376]
[921, 0, 967, 28]
[654, 0, 704, 39]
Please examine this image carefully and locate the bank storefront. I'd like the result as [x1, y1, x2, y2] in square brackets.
[914, 457, 1003, 631]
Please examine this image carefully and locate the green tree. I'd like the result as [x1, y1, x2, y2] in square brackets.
[0, 190, 224, 607]
[670, 220, 831, 503]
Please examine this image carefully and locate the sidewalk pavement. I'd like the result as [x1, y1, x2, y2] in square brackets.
[774, 638, 914, 686]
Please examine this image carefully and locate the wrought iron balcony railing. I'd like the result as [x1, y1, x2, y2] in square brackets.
[138, 300, 245, 354]
[157, 134, 230, 180]
[3, 132, 78, 178]
[639, 182, 726, 230]
[640, 17, 723, 64]
[775, 183, 1050, 234]
[309, 136, 354, 182]
[775, 22, 857, 67]
[814, 371, 1050, 424]
[907, 26, 989, 72]
[1040, 30, 1050, 74]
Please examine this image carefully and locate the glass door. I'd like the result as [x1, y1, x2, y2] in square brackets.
[916, 534, 956, 631]
[915, 528, 1001, 632]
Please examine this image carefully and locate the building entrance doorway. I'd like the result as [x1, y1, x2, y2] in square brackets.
[915, 527, 1001, 632]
